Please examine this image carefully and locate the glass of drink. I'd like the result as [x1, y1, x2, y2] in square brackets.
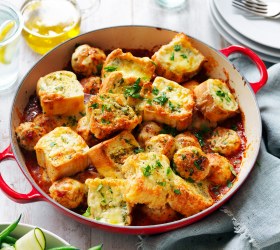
[155, 0, 186, 9]
[20, 0, 100, 55]
[0, 2, 23, 92]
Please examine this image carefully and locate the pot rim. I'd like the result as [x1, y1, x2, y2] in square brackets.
[9, 25, 262, 233]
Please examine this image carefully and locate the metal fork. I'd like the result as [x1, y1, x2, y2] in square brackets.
[232, 0, 280, 19]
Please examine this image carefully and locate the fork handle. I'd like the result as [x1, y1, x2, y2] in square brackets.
[220, 45, 268, 93]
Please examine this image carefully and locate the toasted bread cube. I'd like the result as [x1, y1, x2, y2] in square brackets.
[87, 131, 140, 178]
[86, 93, 141, 139]
[85, 178, 132, 225]
[145, 134, 176, 160]
[194, 79, 239, 122]
[37, 71, 84, 115]
[102, 48, 155, 82]
[34, 127, 89, 182]
[142, 76, 195, 130]
[168, 176, 214, 217]
[152, 33, 206, 83]
[121, 152, 173, 209]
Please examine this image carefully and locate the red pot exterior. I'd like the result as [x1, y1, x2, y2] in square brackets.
[1, 26, 266, 234]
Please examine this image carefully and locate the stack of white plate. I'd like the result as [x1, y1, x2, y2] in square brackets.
[209, 0, 280, 63]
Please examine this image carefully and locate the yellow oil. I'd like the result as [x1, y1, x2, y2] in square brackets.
[21, 0, 81, 54]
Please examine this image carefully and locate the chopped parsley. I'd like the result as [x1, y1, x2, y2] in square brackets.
[194, 158, 203, 170]
[180, 54, 188, 59]
[185, 177, 195, 183]
[174, 44, 181, 51]
[153, 92, 168, 106]
[89, 103, 99, 109]
[194, 131, 205, 147]
[82, 207, 91, 217]
[124, 78, 142, 99]
[168, 101, 177, 111]
[160, 124, 178, 137]
[230, 165, 237, 176]
[166, 167, 172, 175]
[142, 165, 152, 177]
[67, 115, 78, 126]
[174, 189, 181, 195]
[134, 147, 144, 154]
[152, 87, 159, 95]
[101, 118, 110, 124]
[50, 142, 57, 147]
[104, 65, 118, 72]
[216, 90, 231, 102]
[155, 160, 163, 168]
[157, 181, 166, 186]
[167, 86, 173, 91]
[227, 180, 233, 188]
[170, 52, 175, 61]
[97, 184, 103, 192]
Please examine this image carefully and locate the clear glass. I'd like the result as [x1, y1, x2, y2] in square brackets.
[0, 2, 23, 92]
[155, 0, 186, 9]
[20, 0, 100, 55]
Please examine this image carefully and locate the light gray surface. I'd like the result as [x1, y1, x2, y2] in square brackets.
[0, 0, 227, 249]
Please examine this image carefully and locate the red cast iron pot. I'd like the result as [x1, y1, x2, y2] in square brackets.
[0, 26, 267, 234]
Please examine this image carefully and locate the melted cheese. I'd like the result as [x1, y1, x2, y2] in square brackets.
[86, 178, 132, 225]
[209, 79, 238, 111]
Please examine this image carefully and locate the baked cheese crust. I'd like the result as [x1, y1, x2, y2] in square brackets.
[34, 127, 89, 182]
[101, 48, 155, 82]
[85, 178, 132, 225]
[194, 79, 239, 122]
[121, 152, 173, 209]
[152, 33, 206, 83]
[37, 71, 84, 116]
[86, 93, 141, 139]
[167, 176, 214, 217]
[142, 76, 195, 130]
[87, 131, 140, 178]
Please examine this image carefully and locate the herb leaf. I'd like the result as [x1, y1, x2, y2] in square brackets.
[104, 66, 118, 72]
[124, 78, 142, 99]
[153, 92, 168, 106]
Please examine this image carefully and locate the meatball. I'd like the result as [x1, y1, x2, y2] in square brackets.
[33, 114, 59, 133]
[140, 204, 178, 224]
[174, 131, 201, 150]
[80, 76, 101, 95]
[145, 134, 176, 160]
[15, 122, 47, 151]
[137, 121, 162, 148]
[173, 146, 210, 181]
[71, 44, 106, 77]
[207, 153, 234, 186]
[208, 127, 241, 156]
[49, 177, 86, 209]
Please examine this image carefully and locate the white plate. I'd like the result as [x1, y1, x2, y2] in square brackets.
[214, 0, 280, 49]
[0, 223, 70, 249]
[211, 0, 280, 58]
[209, 0, 280, 63]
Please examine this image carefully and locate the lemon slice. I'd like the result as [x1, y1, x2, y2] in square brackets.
[0, 20, 16, 64]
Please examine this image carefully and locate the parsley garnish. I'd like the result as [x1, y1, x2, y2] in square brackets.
[67, 115, 78, 126]
[134, 147, 144, 154]
[104, 66, 117, 72]
[227, 180, 233, 188]
[97, 184, 103, 191]
[230, 165, 237, 176]
[170, 52, 175, 61]
[142, 165, 152, 177]
[124, 78, 142, 99]
[216, 90, 231, 102]
[89, 103, 99, 109]
[157, 181, 166, 186]
[153, 92, 168, 106]
[101, 118, 110, 124]
[174, 189, 181, 195]
[152, 87, 159, 95]
[82, 207, 91, 217]
[174, 44, 181, 51]
[185, 177, 195, 183]
[194, 131, 205, 147]
[180, 54, 188, 59]
[50, 142, 56, 147]
[194, 158, 203, 170]
[160, 124, 178, 137]
[166, 167, 172, 175]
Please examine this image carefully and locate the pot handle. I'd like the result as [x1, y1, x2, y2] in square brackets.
[0, 144, 45, 203]
[220, 45, 268, 93]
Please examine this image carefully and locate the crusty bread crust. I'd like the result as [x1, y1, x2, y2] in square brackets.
[194, 79, 239, 122]
[152, 33, 206, 83]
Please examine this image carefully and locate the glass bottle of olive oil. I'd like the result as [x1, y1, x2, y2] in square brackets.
[21, 0, 81, 54]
